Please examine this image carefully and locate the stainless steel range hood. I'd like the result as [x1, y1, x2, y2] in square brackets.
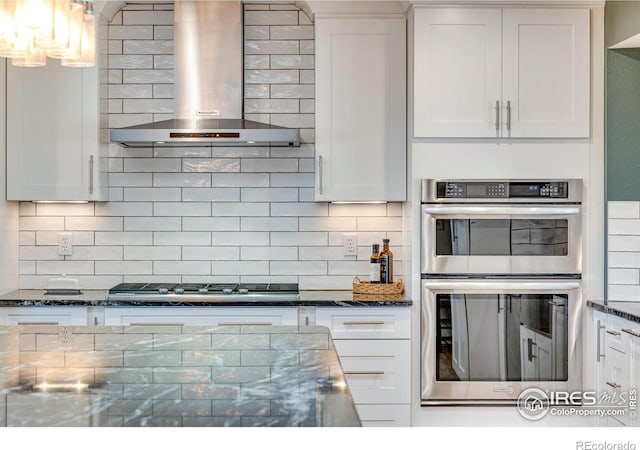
[110, 1, 300, 148]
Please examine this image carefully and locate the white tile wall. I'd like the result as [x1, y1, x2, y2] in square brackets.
[608, 201, 640, 301]
[17, 3, 403, 290]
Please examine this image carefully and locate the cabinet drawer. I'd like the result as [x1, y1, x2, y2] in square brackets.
[104, 307, 298, 326]
[333, 339, 410, 404]
[606, 316, 630, 354]
[0, 307, 87, 326]
[355, 404, 410, 427]
[315, 307, 410, 339]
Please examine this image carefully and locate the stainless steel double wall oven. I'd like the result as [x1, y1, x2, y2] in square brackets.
[420, 179, 583, 405]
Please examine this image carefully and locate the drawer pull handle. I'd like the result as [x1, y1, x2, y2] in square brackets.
[218, 322, 273, 326]
[343, 321, 385, 326]
[129, 323, 184, 327]
[622, 328, 640, 338]
[17, 322, 59, 325]
[344, 371, 385, 376]
[597, 320, 606, 363]
[606, 330, 621, 336]
[606, 381, 621, 389]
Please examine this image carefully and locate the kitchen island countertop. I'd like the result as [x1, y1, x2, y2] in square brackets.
[587, 300, 640, 325]
[0, 289, 412, 307]
[0, 324, 360, 427]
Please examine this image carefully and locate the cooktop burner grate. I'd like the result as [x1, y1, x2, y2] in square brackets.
[108, 282, 299, 295]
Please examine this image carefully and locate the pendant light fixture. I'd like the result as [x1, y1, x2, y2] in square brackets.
[0, 0, 95, 67]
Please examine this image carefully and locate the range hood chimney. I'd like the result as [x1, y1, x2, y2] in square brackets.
[110, 1, 301, 148]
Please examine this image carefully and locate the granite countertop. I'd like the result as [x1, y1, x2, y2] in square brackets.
[587, 300, 640, 325]
[0, 289, 412, 307]
[0, 324, 360, 427]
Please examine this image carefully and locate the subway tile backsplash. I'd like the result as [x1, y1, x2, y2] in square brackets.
[608, 201, 640, 301]
[17, 3, 403, 290]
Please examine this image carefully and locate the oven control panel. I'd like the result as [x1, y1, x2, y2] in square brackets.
[436, 181, 569, 199]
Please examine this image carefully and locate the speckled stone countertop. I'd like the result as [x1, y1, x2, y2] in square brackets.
[0, 289, 412, 307]
[0, 324, 360, 427]
[587, 300, 640, 325]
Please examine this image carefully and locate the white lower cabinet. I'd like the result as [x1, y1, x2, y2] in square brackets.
[315, 307, 411, 427]
[0, 307, 88, 326]
[354, 404, 411, 428]
[104, 307, 298, 326]
[593, 310, 640, 427]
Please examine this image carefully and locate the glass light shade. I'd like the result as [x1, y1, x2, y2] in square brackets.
[58, 0, 82, 60]
[15, 0, 53, 33]
[0, 1, 18, 54]
[11, 35, 46, 66]
[40, 0, 72, 55]
[61, 10, 94, 67]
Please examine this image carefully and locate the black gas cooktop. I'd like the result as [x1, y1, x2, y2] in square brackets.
[106, 282, 300, 302]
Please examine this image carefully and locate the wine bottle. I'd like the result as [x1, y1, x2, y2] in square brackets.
[370, 244, 381, 284]
[380, 238, 393, 283]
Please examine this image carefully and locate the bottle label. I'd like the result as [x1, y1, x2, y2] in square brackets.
[370, 263, 381, 283]
[380, 255, 388, 283]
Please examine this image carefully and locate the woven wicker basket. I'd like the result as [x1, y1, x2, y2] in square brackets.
[352, 276, 404, 295]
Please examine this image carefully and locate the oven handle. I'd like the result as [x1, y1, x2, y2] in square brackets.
[422, 205, 580, 216]
[422, 280, 581, 291]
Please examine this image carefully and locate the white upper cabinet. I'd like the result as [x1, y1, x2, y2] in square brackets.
[6, 21, 107, 201]
[315, 16, 406, 202]
[413, 7, 590, 138]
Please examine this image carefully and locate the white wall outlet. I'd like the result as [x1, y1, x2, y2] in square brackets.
[57, 232, 73, 256]
[343, 234, 358, 256]
[58, 326, 72, 349]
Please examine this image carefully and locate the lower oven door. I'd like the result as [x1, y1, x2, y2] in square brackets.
[421, 278, 581, 405]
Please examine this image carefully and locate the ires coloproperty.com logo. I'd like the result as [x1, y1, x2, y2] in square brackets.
[517, 387, 638, 421]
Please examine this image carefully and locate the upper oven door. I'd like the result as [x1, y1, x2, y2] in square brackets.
[421, 203, 582, 275]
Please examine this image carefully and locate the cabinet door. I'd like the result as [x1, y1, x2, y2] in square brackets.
[332, 339, 410, 404]
[0, 307, 87, 325]
[535, 331, 553, 381]
[104, 307, 298, 326]
[520, 325, 538, 381]
[315, 307, 410, 339]
[413, 8, 502, 138]
[315, 17, 406, 202]
[627, 330, 640, 426]
[354, 404, 411, 427]
[604, 346, 631, 426]
[502, 9, 590, 138]
[6, 17, 106, 202]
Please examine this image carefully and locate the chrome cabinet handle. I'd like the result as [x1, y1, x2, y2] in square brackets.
[506, 100, 511, 131]
[597, 320, 606, 363]
[527, 338, 537, 362]
[495, 100, 500, 132]
[548, 301, 565, 307]
[606, 381, 621, 389]
[17, 322, 59, 325]
[343, 321, 385, 326]
[89, 155, 94, 195]
[622, 328, 640, 338]
[344, 371, 385, 376]
[318, 155, 323, 195]
[218, 322, 273, 326]
[606, 330, 621, 336]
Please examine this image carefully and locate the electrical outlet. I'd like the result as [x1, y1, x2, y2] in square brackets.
[343, 234, 358, 257]
[57, 232, 73, 256]
[58, 326, 71, 349]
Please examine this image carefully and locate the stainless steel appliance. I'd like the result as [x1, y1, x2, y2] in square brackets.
[421, 179, 582, 275]
[110, 1, 300, 148]
[106, 283, 300, 303]
[420, 179, 583, 406]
